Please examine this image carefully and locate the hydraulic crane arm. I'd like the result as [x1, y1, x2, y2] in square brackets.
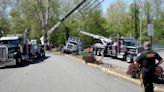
[41, 0, 105, 45]
[78, 30, 110, 45]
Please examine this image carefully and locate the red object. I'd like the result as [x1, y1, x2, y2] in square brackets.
[127, 63, 138, 75]
[155, 66, 164, 77]
[127, 63, 164, 79]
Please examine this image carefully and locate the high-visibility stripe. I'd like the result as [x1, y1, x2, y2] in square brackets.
[140, 69, 145, 92]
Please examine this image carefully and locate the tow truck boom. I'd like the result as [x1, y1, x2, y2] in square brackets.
[78, 30, 110, 45]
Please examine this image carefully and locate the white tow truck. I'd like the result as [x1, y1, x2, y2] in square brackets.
[78, 30, 111, 56]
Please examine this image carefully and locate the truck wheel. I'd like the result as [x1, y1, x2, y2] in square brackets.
[112, 54, 117, 59]
[112, 56, 117, 59]
[100, 50, 104, 56]
[93, 50, 96, 55]
[97, 50, 100, 56]
[16, 57, 22, 66]
[96, 50, 99, 55]
[122, 55, 126, 61]
[103, 51, 107, 57]
[42, 51, 45, 57]
[93, 49, 97, 55]
[126, 55, 133, 63]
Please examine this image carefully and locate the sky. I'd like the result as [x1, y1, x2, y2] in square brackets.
[101, 0, 133, 14]
[102, 0, 113, 13]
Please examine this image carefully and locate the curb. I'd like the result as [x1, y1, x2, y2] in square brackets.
[65, 54, 164, 92]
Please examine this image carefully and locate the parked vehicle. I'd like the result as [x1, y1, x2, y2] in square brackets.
[29, 39, 45, 58]
[78, 30, 144, 63]
[104, 38, 144, 63]
[0, 30, 45, 66]
[0, 36, 29, 66]
[78, 30, 111, 56]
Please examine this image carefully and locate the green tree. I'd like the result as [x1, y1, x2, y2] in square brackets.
[106, 0, 129, 37]
[0, 0, 11, 34]
[129, 0, 140, 39]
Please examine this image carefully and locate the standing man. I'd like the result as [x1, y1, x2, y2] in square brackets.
[135, 42, 163, 92]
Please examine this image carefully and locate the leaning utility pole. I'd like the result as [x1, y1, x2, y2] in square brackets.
[42, 0, 104, 49]
[48, 0, 87, 36]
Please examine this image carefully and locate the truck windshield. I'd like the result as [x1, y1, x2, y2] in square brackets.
[0, 40, 20, 45]
[125, 42, 133, 46]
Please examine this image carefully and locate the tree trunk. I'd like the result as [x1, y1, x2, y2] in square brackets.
[44, 25, 49, 50]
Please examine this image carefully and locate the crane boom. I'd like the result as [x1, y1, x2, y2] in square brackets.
[41, 0, 87, 45]
[41, 0, 105, 45]
[78, 30, 110, 45]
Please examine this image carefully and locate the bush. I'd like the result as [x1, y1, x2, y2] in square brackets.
[81, 53, 88, 60]
[83, 55, 97, 64]
[80, 52, 103, 65]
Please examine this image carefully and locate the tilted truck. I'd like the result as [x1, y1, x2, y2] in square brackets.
[62, 36, 82, 54]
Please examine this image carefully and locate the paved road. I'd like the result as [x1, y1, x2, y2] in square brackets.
[0, 53, 142, 92]
[96, 50, 164, 70]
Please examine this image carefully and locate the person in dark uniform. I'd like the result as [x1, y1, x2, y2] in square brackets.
[135, 42, 163, 92]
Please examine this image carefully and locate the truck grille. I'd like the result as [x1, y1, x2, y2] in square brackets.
[0, 46, 8, 60]
[67, 44, 73, 49]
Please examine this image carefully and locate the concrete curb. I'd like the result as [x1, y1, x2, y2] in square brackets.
[65, 54, 164, 92]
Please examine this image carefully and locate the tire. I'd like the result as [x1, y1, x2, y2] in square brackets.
[122, 55, 127, 61]
[112, 55, 117, 59]
[37, 52, 41, 58]
[100, 50, 104, 56]
[42, 51, 45, 57]
[126, 54, 133, 63]
[93, 50, 97, 55]
[93, 48, 97, 55]
[112, 50, 117, 59]
[112, 53, 117, 59]
[16, 57, 22, 66]
[103, 51, 107, 57]
[40, 52, 43, 57]
[97, 50, 100, 56]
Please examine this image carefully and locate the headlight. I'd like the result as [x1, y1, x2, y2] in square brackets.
[8, 52, 18, 58]
[8, 53, 14, 58]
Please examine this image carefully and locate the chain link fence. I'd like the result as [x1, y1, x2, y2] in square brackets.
[153, 43, 164, 48]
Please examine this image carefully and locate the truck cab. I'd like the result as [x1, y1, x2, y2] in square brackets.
[104, 37, 144, 63]
[0, 36, 29, 66]
[63, 37, 82, 54]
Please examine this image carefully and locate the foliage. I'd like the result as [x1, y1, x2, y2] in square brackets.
[81, 10, 107, 46]
[0, 0, 163, 48]
[83, 55, 97, 64]
[106, 0, 164, 43]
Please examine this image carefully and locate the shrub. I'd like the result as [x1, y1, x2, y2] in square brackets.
[83, 55, 97, 64]
[81, 53, 88, 60]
